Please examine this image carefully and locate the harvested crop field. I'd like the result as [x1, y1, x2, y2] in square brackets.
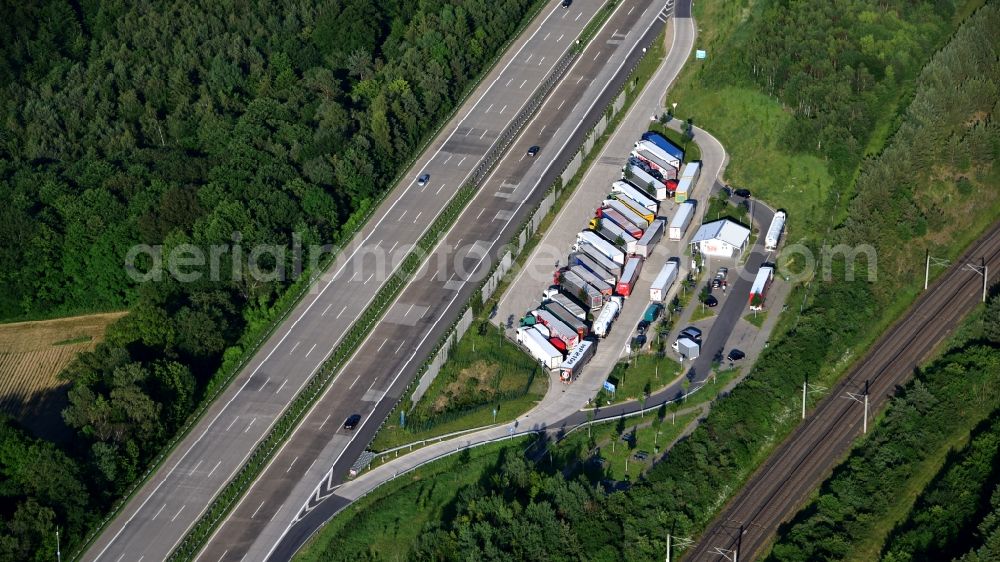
[0, 312, 125, 436]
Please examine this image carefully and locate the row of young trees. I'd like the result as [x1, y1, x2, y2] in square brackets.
[0, 0, 540, 558]
[320, 2, 999, 559]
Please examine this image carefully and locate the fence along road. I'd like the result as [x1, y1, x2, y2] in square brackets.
[83, 3, 608, 561]
[257, 0, 682, 559]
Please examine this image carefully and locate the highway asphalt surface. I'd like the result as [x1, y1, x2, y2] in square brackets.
[685, 221, 1000, 561]
[197, 1, 681, 561]
[84, 3, 607, 561]
[254, 1, 684, 560]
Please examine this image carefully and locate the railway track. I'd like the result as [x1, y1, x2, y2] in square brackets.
[685, 221, 1000, 561]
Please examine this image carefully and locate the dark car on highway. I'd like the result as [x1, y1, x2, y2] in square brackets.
[343, 414, 362, 430]
[417, 173, 430, 186]
[527, 145, 541, 157]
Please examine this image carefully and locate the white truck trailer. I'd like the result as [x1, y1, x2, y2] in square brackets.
[559, 269, 603, 310]
[516, 327, 563, 369]
[748, 265, 775, 311]
[543, 291, 588, 321]
[611, 181, 658, 212]
[765, 211, 787, 251]
[649, 260, 679, 302]
[576, 231, 625, 265]
[634, 218, 665, 258]
[574, 245, 622, 278]
[624, 164, 669, 201]
[592, 296, 623, 338]
[668, 200, 696, 240]
[558, 339, 596, 382]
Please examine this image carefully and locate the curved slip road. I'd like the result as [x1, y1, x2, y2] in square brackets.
[196, 0, 684, 560]
[685, 221, 1000, 561]
[84, 2, 609, 561]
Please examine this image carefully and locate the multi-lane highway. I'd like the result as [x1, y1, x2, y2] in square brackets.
[84, 3, 609, 561]
[205, 1, 680, 560]
[686, 221, 1000, 561]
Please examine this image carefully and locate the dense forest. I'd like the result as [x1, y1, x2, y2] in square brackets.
[309, 1, 999, 560]
[0, 0, 540, 558]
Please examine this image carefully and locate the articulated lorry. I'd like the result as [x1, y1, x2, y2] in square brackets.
[668, 200, 695, 240]
[598, 207, 645, 239]
[611, 181, 658, 212]
[558, 269, 604, 310]
[592, 296, 623, 338]
[649, 259, 679, 302]
[543, 290, 588, 321]
[632, 140, 681, 172]
[748, 265, 774, 311]
[641, 131, 684, 163]
[765, 211, 786, 251]
[542, 301, 588, 338]
[615, 255, 644, 298]
[634, 218, 664, 258]
[516, 326, 563, 369]
[570, 265, 614, 296]
[573, 245, 622, 278]
[576, 231, 625, 265]
[558, 339, 595, 382]
[568, 252, 618, 285]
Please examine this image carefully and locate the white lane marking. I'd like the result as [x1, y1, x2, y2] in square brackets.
[336, 305, 347, 319]
[419, 307, 427, 318]
[520, 79, 527, 89]
[318, 414, 331, 430]
[413, 211, 423, 223]
[289, 341, 300, 354]
[364, 273, 374, 284]
[271, 506, 284, 522]
[368, 378, 379, 390]
[486, 103, 493, 113]
[500, 104, 508, 114]
[539, 125, 546, 134]
[152, 504, 166, 521]
[305, 344, 317, 358]
[575, 12, 582, 21]
[218, 551, 228, 562]
[377, 338, 388, 352]
[465, 127, 472, 137]
[594, 51, 601, 60]
[399, 209, 408, 221]
[259, 377, 269, 391]
[525, 53, 533, 63]
[251, 500, 265, 519]
[226, 417, 239, 431]
[350, 374, 362, 389]
[171, 505, 185, 522]
[116, 553, 126, 562]
[244, 417, 256, 433]
[395, 340, 406, 354]
[558, 33, 564, 41]
[505, 78, 513, 87]
[477, 208, 486, 220]
[458, 156, 467, 166]
[577, 75, 583, 84]
[538, 56, 545, 66]
[628, 6, 634, 15]
[321, 303, 332, 316]
[208, 460, 222, 478]
[544, 32, 550, 40]
[436, 184, 445, 195]
[562, 9, 568, 18]
[276, 378, 288, 394]
[558, 99, 566, 110]
[259, 2, 583, 556]
[388, 240, 399, 253]
[287, 457, 298, 473]
[189, 460, 203, 476]
[479, 129, 487, 139]
[406, 303, 415, 316]
[443, 154, 453, 164]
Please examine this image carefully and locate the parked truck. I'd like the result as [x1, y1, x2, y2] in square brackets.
[668, 200, 696, 240]
[597, 207, 645, 239]
[558, 339, 595, 382]
[748, 265, 774, 311]
[558, 269, 604, 310]
[610, 194, 656, 224]
[592, 217, 638, 248]
[765, 211, 786, 251]
[634, 218, 664, 258]
[675, 161, 701, 202]
[632, 140, 681, 171]
[542, 301, 588, 339]
[574, 245, 622, 277]
[516, 326, 562, 368]
[543, 291, 588, 321]
[592, 296, 623, 338]
[602, 199, 649, 229]
[568, 252, 617, 285]
[570, 265, 613, 296]
[616, 255, 644, 297]
[626, 156, 663, 180]
[611, 181, 658, 212]
[641, 131, 684, 164]
[530, 309, 580, 348]
[649, 259, 679, 302]
[576, 231, 625, 265]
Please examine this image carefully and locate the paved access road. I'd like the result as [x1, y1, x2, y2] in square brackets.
[196, 1, 679, 561]
[84, 3, 607, 561]
[686, 221, 1000, 561]
[252, 1, 681, 560]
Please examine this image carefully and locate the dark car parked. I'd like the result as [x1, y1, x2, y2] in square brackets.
[734, 188, 752, 198]
[727, 349, 746, 362]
